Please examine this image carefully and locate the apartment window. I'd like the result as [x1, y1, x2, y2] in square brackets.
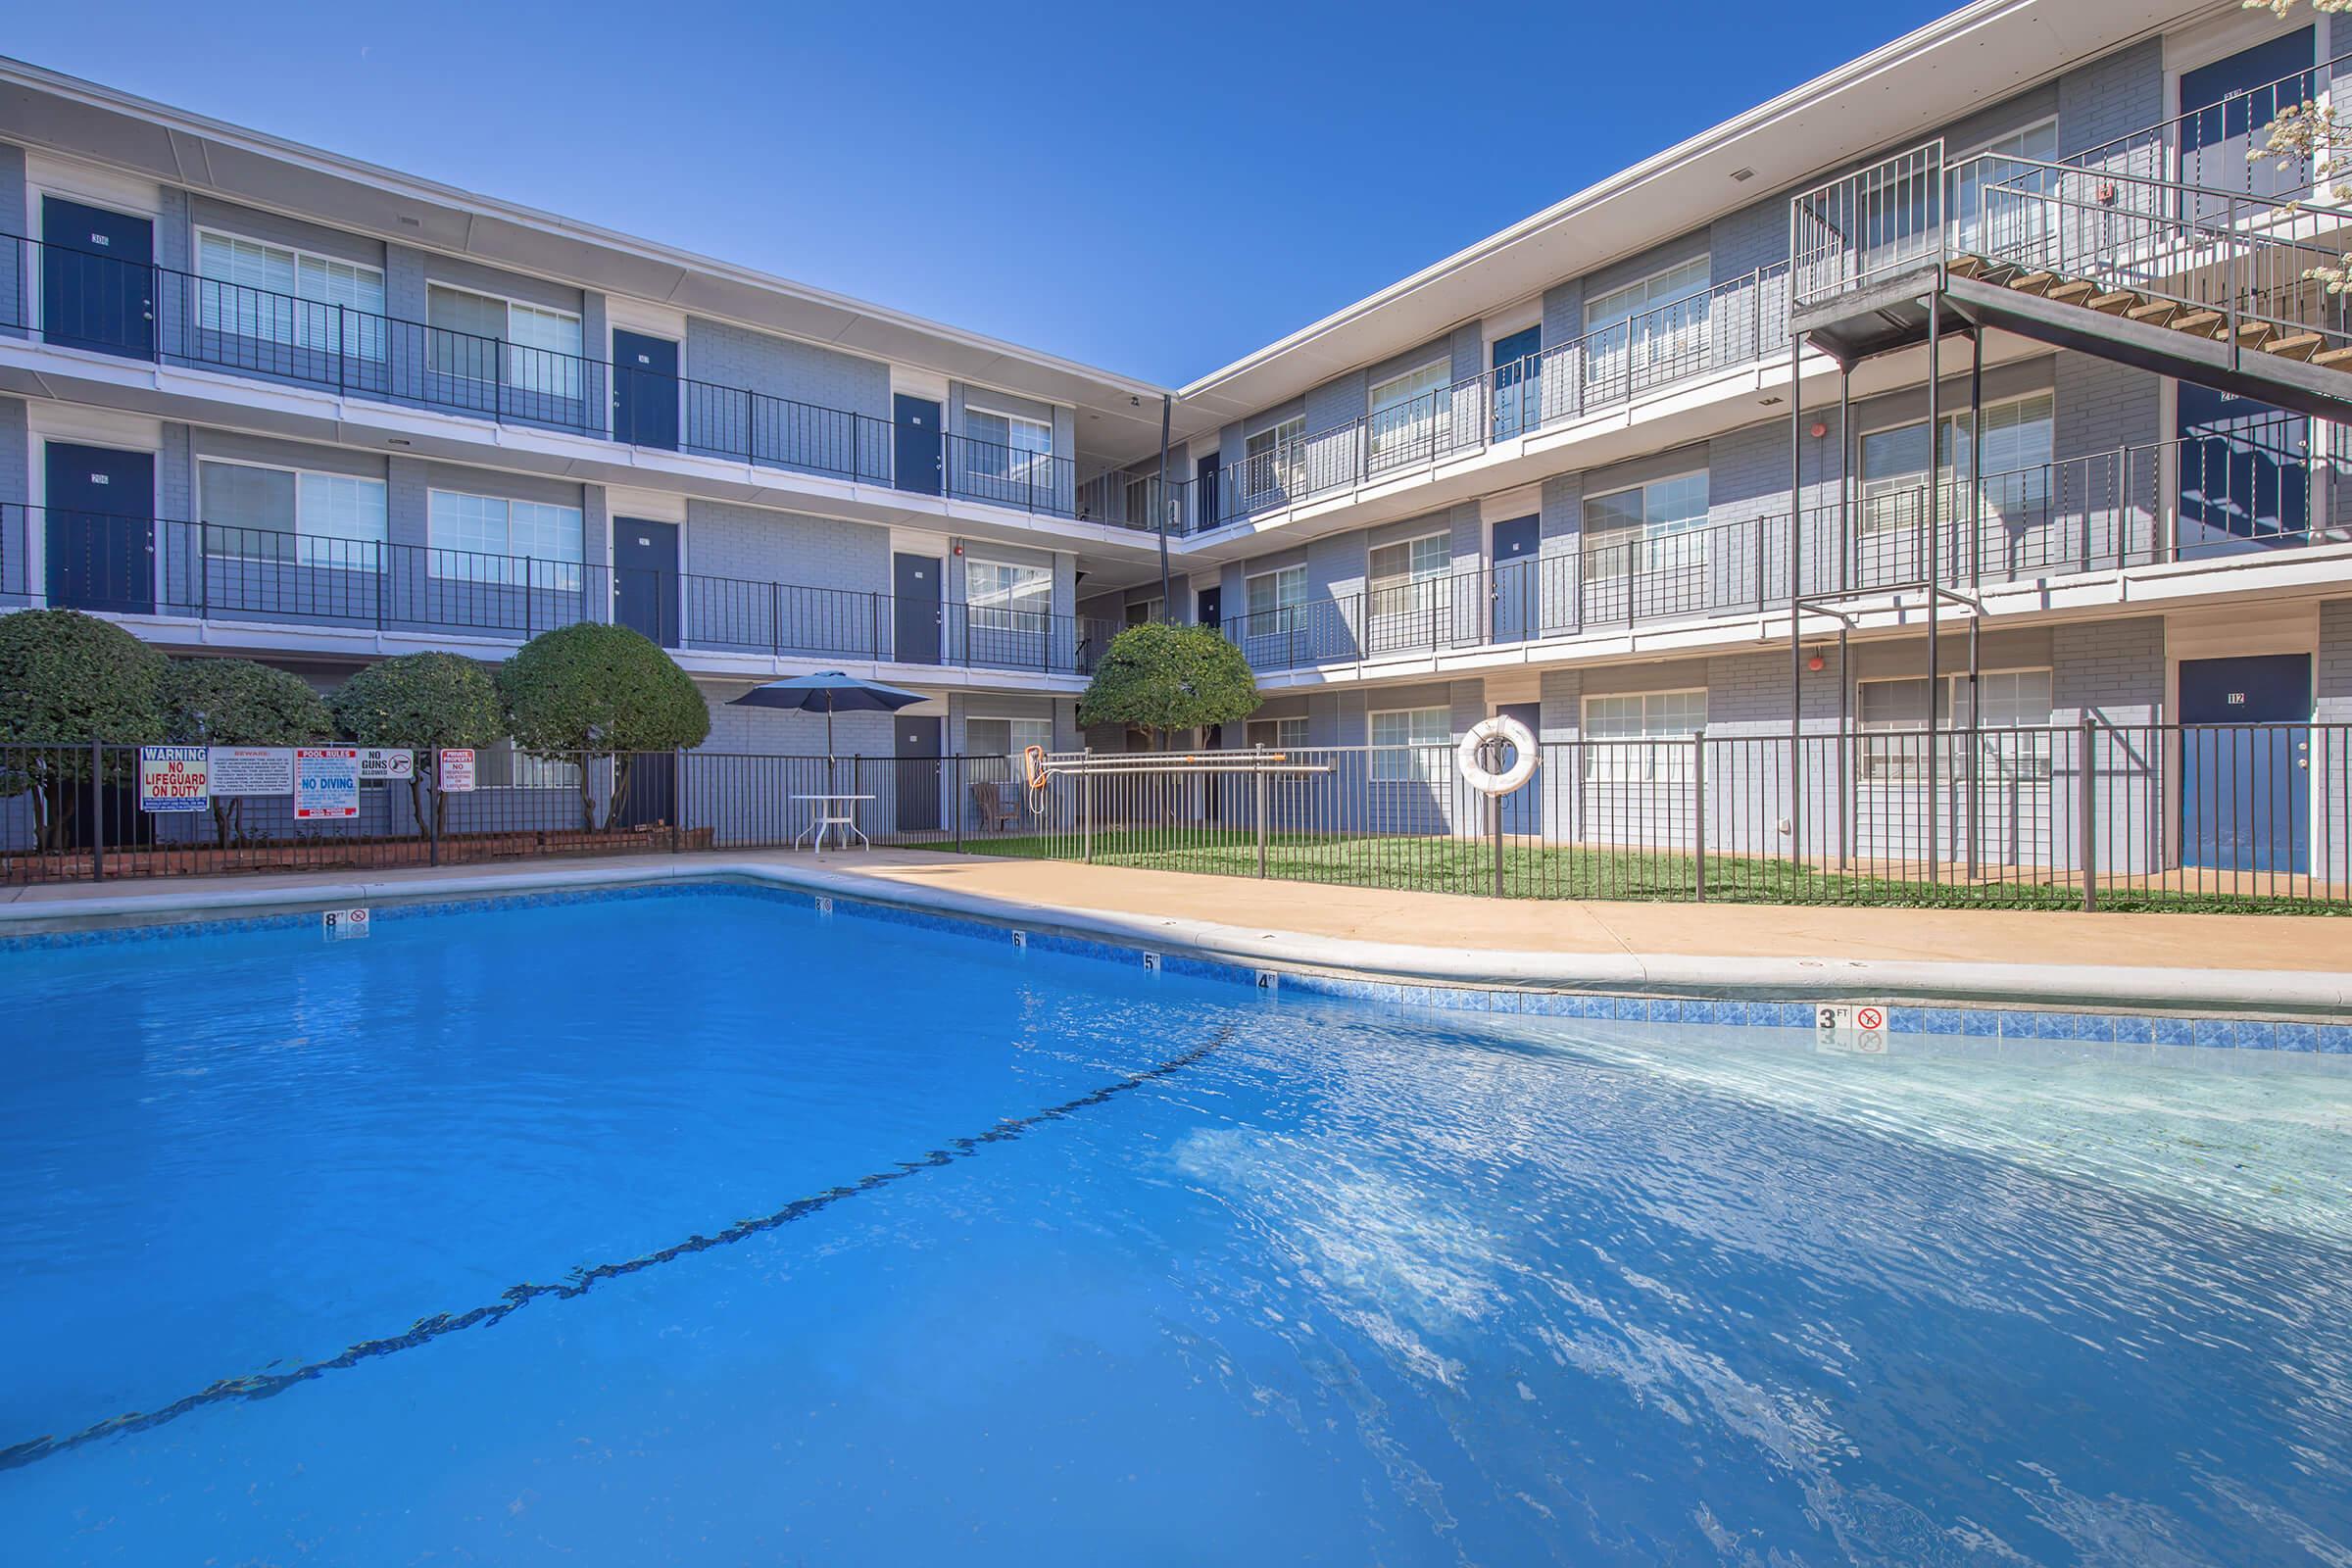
[198, 461, 388, 567]
[1243, 415, 1306, 504]
[196, 231, 386, 360]
[1583, 689, 1705, 782]
[967, 559, 1052, 632]
[1124, 597, 1162, 627]
[1370, 706, 1451, 782]
[478, 739, 581, 791]
[426, 489, 583, 583]
[1584, 471, 1710, 580]
[1367, 533, 1450, 618]
[966, 715, 1053, 761]
[1245, 564, 1306, 628]
[427, 284, 583, 400]
[1950, 119, 2060, 250]
[965, 407, 1054, 496]
[1585, 257, 1710, 333]
[1367, 359, 1452, 466]
[1248, 716, 1309, 751]
[1858, 668, 2054, 781]
[1860, 392, 2054, 536]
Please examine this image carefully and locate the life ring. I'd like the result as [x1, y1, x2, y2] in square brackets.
[1021, 745, 1049, 792]
[1456, 714, 1540, 796]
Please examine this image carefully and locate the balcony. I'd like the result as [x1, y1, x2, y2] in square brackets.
[1167, 262, 1792, 537]
[0, 238, 1102, 525]
[0, 508, 1117, 676]
[1216, 423, 2349, 672]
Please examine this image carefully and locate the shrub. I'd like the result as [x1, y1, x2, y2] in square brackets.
[0, 610, 169, 850]
[330, 653, 505, 836]
[497, 624, 710, 829]
[1076, 621, 1260, 750]
[162, 658, 335, 846]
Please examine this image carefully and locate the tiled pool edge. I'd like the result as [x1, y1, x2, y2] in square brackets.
[1, 859, 2345, 1053]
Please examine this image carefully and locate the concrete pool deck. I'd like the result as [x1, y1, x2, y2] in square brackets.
[2, 847, 2346, 1018]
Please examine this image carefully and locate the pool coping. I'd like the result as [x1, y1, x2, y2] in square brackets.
[3, 858, 2347, 1035]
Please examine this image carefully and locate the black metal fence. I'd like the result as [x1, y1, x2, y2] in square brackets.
[6, 729, 2342, 913]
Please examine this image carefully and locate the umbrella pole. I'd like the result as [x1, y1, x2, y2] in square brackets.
[826, 697, 836, 795]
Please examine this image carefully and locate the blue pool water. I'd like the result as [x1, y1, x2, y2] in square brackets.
[1, 888, 2348, 1565]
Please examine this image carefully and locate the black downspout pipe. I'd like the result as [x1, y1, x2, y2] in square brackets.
[1155, 394, 1173, 620]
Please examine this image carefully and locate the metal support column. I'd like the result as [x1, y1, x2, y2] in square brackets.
[1788, 331, 1805, 869]
[1838, 368, 1852, 593]
[1155, 394, 1173, 618]
[1925, 289, 1942, 885]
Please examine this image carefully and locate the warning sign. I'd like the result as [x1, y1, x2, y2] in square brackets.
[209, 747, 294, 797]
[358, 748, 414, 782]
[138, 746, 210, 812]
[294, 748, 361, 820]
[437, 749, 476, 792]
[322, 907, 370, 941]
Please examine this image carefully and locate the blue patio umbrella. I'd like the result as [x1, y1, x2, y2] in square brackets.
[729, 671, 928, 781]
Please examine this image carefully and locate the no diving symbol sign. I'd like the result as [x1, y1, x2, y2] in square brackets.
[1817, 1003, 1892, 1054]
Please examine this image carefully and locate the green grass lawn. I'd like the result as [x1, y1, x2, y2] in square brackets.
[956, 828, 2345, 914]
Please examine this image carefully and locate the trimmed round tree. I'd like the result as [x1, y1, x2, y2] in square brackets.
[497, 624, 710, 830]
[330, 652, 505, 837]
[161, 658, 335, 846]
[0, 610, 169, 850]
[1076, 621, 1261, 750]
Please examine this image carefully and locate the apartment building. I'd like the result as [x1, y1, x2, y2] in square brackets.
[1, 0, 2346, 872]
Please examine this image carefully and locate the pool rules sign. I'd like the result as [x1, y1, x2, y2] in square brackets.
[294, 748, 361, 820]
[138, 746, 210, 812]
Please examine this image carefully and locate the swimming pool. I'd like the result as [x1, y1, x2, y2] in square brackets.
[2, 886, 2347, 1565]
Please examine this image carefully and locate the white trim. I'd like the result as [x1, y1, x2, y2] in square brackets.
[24, 154, 165, 219]
[1482, 302, 1543, 342]
[602, 298, 688, 340]
[891, 368, 953, 405]
[1480, 486, 1543, 524]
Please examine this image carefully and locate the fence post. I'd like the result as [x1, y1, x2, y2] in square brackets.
[2078, 714, 2097, 913]
[1489, 790, 1503, 899]
[1691, 730, 1707, 902]
[1083, 770, 1095, 864]
[672, 748, 685, 854]
[1255, 766, 1269, 879]
[427, 755, 440, 867]
[89, 736, 105, 884]
[954, 757, 964, 853]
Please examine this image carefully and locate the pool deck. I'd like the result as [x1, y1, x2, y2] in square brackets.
[3, 848, 2346, 1017]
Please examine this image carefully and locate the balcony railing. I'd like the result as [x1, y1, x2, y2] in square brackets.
[2067, 49, 2348, 212]
[0, 237, 1103, 524]
[1215, 422, 2349, 671]
[0, 508, 1117, 674]
[1166, 262, 1791, 535]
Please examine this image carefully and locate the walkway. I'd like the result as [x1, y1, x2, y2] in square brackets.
[4, 846, 2345, 1015]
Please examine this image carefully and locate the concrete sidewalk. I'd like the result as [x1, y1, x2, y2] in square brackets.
[2, 846, 2345, 1015]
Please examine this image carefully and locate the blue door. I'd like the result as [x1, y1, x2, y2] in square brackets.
[2177, 382, 2307, 557]
[1492, 515, 1541, 642]
[894, 553, 940, 663]
[894, 395, 942, 496]
[2180, 654, 2310, 874]
[1492, 326, 1541, 439]
[896, 715, 942, 833]
[2179, 27, 2315, 214]
[612, 518, 679, 648]
[1195, 451, 1221, 531]
[1196, 585, 1221, 631]
[45, 443, 154, 613]
[41, 197, 153, 360]
[1496, 702, 1543, 836]
[612, 330, 678, 451]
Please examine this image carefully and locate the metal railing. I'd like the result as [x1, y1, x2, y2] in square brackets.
[0, 237, 1104, 521]
[0, 507, 1117, 674]
[2066, 49, 2347, 210]
[10, 729, 2339, 912]
[956, 726, 2348, 911]
[1791, 140, 2352, 365]
[1209, 421, 2349, 671]
[1152, 263, 1792, 536]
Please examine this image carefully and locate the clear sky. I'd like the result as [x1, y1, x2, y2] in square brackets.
[7, 0, 1956, 386]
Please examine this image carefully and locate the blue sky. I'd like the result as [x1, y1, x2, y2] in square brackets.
[8, 0, 1954, 385]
